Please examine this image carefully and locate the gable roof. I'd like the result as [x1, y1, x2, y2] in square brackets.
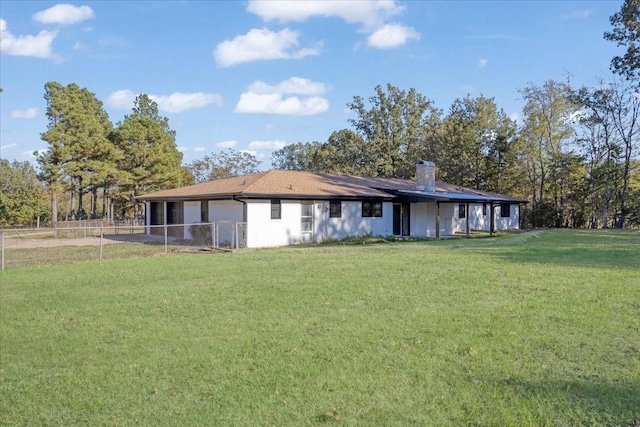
[137, 169, 527, 203]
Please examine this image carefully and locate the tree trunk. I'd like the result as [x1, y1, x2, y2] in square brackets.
[51, 190, 58, 228]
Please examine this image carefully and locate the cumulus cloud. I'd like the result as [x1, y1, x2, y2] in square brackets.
[235, 77, 329, 115]
[477, 59, 488, 68]
[33, 4, 94, 25]
[248, 1, 417, 50]
[216, 140, 237, 149]
[247, 140, 289, 150]
[106, 89, 222, 113]
[177, 146, 188, 153]
[367, 23, 419, 49]
[0, 18, 57, 58]
[10, 108, 38, 119]
[247, 0, 404, 30]
[214, 28, 319, 67]
[193, 146, 207, 152]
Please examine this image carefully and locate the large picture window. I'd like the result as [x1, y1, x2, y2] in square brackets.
[271, 199, 281, 219]
[329, 201, 341, 218]
[362, 201, 383, 218]
[500, 203, 510, 218]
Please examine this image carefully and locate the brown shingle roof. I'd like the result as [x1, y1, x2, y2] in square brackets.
[137, 169, 527, 203]
[137, 170, 397, 201]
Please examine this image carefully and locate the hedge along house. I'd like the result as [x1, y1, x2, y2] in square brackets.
[137, 161, 527, 248]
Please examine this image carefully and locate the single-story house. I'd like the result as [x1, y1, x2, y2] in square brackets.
[137, 161, 527, 248]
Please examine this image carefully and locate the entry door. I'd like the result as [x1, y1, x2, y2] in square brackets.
[393, 203, 410, 236]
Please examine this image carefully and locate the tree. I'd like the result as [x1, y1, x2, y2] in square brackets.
[38, 82, 118, 223]
[272, 141, 324, 171]
[111, 94, 185, 218]
[0, 160, 50, 227]
[431, 95, 518, 192]
[187, 149, 261, 184]
[347, 84, 442, 178]
[518, 80, 579, 226]
[604, 0, 640, 84]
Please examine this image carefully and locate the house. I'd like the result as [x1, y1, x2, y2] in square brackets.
[137, 161, 527, 248]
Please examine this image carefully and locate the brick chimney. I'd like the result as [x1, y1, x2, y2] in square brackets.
[416, 160, 435, 192]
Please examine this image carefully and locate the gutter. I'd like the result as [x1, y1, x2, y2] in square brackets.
[232, 195, 247, 222]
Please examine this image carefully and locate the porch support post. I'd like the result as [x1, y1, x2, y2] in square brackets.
[465, 202, 470, 239]
[435, 201, 440, 239]
[490, 203, 495, 236]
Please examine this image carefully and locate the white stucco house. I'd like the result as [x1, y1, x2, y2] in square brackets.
[137, 161, 527, 248]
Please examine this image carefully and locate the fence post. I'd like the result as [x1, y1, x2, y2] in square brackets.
[210, 223, 215, 247]
[1, 229, 5, 271]
[164, 224, 168, 253]
[99, 228, 104, 261]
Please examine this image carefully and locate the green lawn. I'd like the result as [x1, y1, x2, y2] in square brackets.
[1, 229, 639, 426]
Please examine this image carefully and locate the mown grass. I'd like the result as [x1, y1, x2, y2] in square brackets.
[1, 229, 639, 426]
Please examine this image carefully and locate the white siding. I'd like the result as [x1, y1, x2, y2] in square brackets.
[183, 201, 202, 239]
[496, 204, 519, 230]
[246, 199, 394, 248]
[410, 202, 440, 237]
[209, 200, 244, 222]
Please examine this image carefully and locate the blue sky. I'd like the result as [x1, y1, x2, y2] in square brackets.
[0, 1, 623, 169]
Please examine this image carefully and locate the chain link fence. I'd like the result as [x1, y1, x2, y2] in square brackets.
[1, 222, 247, 270]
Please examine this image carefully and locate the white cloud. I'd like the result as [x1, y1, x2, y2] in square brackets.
[241, 149, 259, 157]
[177, 146, 188, 153]
[235, 77, 329, 116]
[10, 108, 38, 119]
[73, 42, 84, 51]
[569, 10, 590, 19]
[477, 59, 488, 68]
[367, 23, 419, 49]
[151, 92, 222, 113]
[248, 77, 327, 96]
[1, 143, 17, 151]
[33, 4, 94, 25]
[247, 140, 289, 150]
[0, 18, 57, 58]
[214, 28, 320, 67]
[509, 112, 521, 123]
[247, 0, 403, 30]
[193, 146, 207, 152]
[106, 89, 222, 113]
[216, 140, 237, 149]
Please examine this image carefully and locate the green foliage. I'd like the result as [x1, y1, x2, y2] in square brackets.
[1, 230, 638, 425]
[38, 82, 119, 222]
[604, 0, 640, 84]
[111, 95, 184, 217]
[347, 84, 442, 178]
[187, 149, 261, 183]
[0, 160, 50, 227]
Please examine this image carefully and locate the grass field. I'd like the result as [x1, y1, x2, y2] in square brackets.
[1, 229, 639, 426]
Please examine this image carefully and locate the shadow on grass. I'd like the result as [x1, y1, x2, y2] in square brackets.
[498, 376, 640, 426]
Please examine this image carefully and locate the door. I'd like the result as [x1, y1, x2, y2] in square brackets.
[393, 203, 410, 236]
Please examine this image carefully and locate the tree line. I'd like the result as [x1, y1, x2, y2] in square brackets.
[0, 0, 638, 228]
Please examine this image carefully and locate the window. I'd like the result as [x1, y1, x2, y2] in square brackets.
[362, 201, 383, 218]
[271, 199, 281, 219]
[500, 203, 510, 218]
[200, 201, 209, 222]
[329, 201, 341, 218]
[301, 202, 313, 233]
[458, 204, 466, 219]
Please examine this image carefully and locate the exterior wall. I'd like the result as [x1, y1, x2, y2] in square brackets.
[183, 201, 202, 239]
[246, 199, 394, 248]
[495, 204, 519, 230]
[410, 202, 438, 237]
[451, 203, 520, 232]
[313, 201, 394, 243]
